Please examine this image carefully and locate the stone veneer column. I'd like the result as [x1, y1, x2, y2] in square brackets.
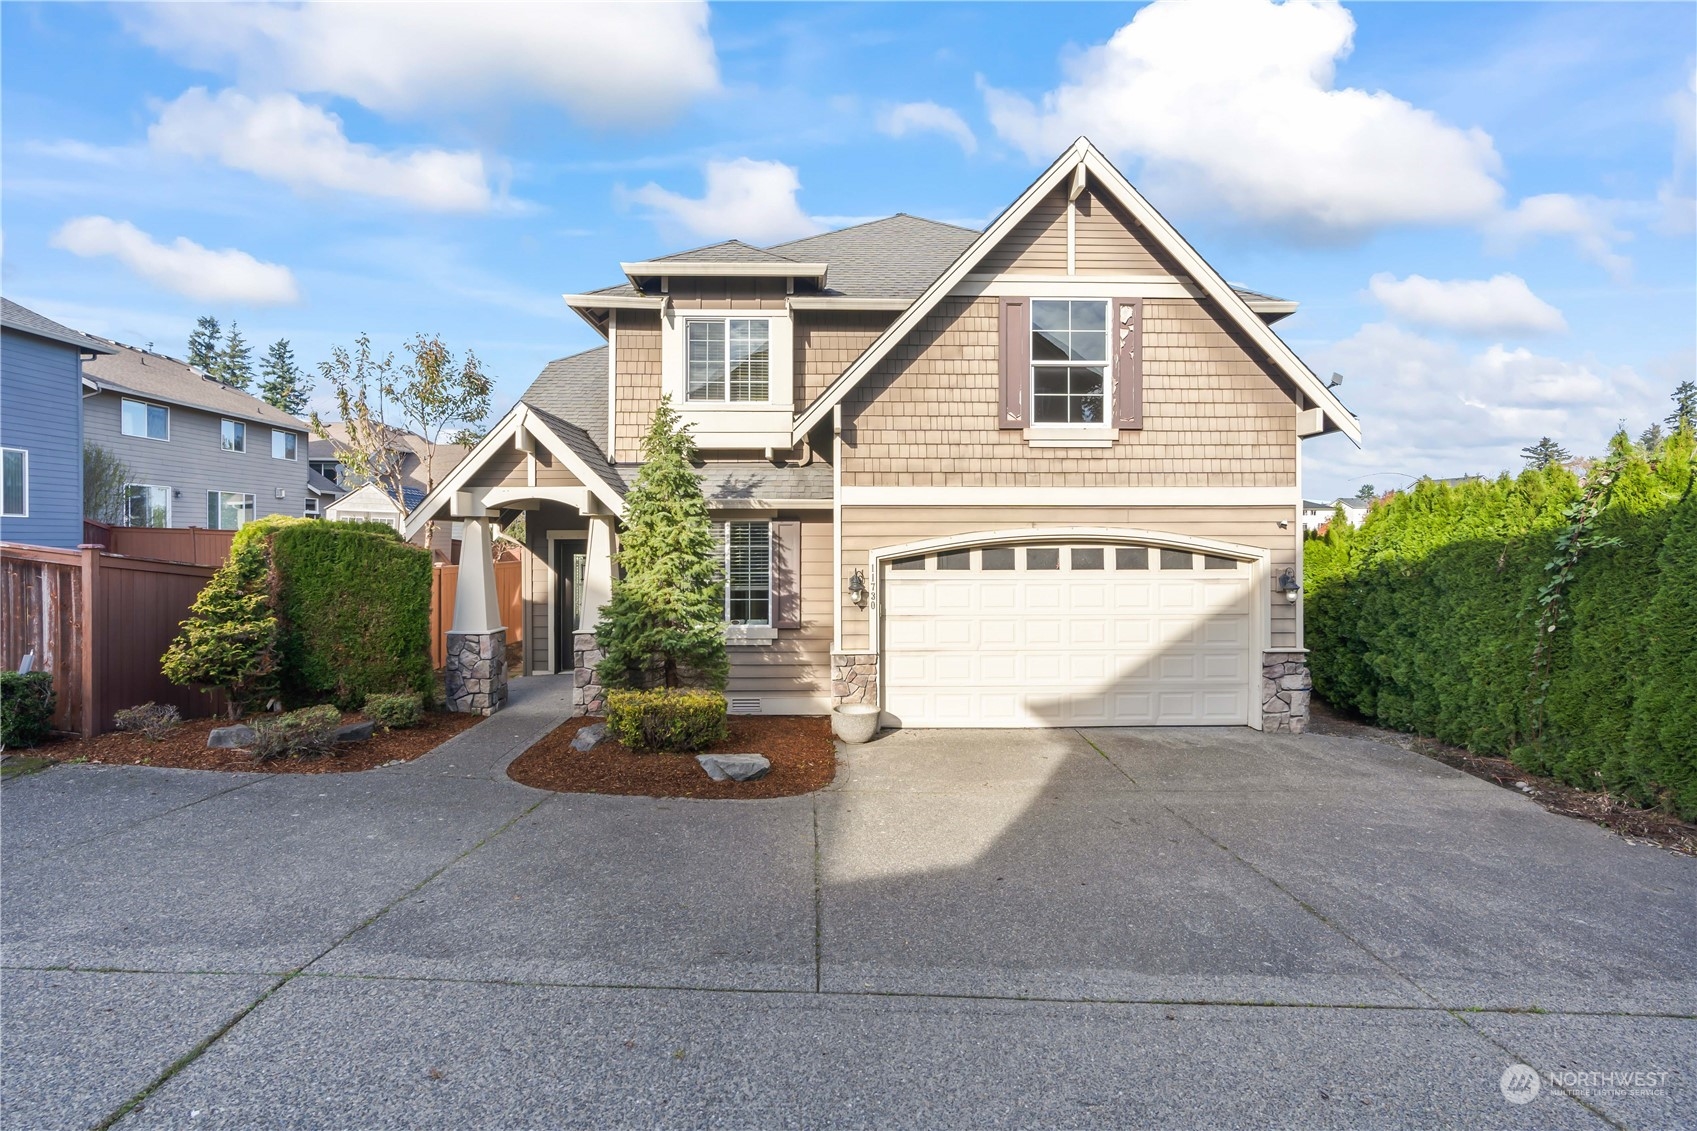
[1261, 651, 1311, 733]
[445, 628, 508, 715]
[573, 632, 606, 716]
[831, 652, 879, 707]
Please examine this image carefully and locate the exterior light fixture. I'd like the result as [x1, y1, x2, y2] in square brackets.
[1278, 567, 1301, 603]
[848, 569, 867, 607]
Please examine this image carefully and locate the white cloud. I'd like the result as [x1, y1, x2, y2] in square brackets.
[877, 101, 978, 155]
[50, 216, 299, 305]
[1304, 322, 1654, 496]
[629, 159, 824, 244]
[981, 0, 1503, 235]
[1487, 193, 1632, 279]
[123, 2, 718, 125]
[1367, 272, 1567, 336]
[149, 88, 493, 212]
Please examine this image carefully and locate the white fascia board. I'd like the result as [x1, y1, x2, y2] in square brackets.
[621, 261, 827, 279]
[517, 410, 627, 520]
[402, 410, 527, 539]
[841, 485, 1298, 507]
[1077, 150, 1359, 445]
[561, 293, 665, 309]
[787, 296, 911, 311]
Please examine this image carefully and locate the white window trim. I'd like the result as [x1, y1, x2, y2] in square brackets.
[303, 497, 320, 517]
[120, 398, 170, 442]
[122, 483, 171, 528]
[683, 316, 776, 405]
[271, 429, 299, 460]
[1, 447, 28, 518]
[1030, 296, 1112, 429]
[207, 490, 256, 530]
[220, 419, 247, 454]
[660, 307, 795, 449]
[719, 519, 775, 638]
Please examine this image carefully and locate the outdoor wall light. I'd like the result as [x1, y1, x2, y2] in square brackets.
[1278, 567, 1301, 603]
[848, 569, 867, 607]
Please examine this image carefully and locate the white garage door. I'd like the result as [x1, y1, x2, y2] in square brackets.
[882, 543, 1256, 728]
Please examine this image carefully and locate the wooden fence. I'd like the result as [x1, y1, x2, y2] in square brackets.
[429, 559, 523, 669]
[84, 522, 235, 567]
[1, 542, 223, 735]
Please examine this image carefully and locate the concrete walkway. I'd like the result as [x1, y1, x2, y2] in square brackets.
[2, 692, 1692, 1129]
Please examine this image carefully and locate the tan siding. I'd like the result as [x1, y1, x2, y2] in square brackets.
[1073, 182, 1183, 276]
[793, 310, 893, 405]
[727, 511, 831, 705]
[837, 504, 1298, 652]
[841, 295, 1296, 487]
[613, 311, 663, 457]
[667, 278, 789, 310]
[532, 446, 583, 488]
[475, 443, 529, 489]
[977, 187, 1069, 273]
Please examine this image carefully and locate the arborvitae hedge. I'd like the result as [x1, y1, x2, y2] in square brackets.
[1305, 434, 1696, 819]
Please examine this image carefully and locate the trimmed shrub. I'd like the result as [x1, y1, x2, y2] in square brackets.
[268, 519, 433, 709]
[113, 702, 182, 740]
[250, 705, 342, 762]
[606, 688, 729, 752]
[1, 671, 56, 749]
[364, 692, 424, 729]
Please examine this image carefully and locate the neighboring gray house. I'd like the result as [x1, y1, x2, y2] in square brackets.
[0, 298, 115, 548]
[81, 341, 312, 530]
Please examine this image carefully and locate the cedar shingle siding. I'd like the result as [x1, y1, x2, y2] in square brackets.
[612, 311, 663, 457]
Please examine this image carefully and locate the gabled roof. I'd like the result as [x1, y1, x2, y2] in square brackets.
[82, 339, 311, 431]
[306, 467, 345, 498]
[768, 215, 980, 300]
[791, 137, 1360, 445]
[1, 298, 116, 354]
[645, 239, 798, 265]
[522, 346, 610, 453]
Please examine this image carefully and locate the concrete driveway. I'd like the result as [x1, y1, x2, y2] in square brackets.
[3, 678, 1692, 1129]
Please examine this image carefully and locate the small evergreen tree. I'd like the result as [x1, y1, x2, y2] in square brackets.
[1354, 483, 1376, 501]
[1521, 436, 1571, 470]
[218, 322, 255, 389]
[1667, 380, 1697, 432]
[595, 396, 727, 691]
[162, 530, 280, 718]
[258, 338, 311, 415]
[1638, 421, 1665, 457]
[187, 315, 221, 371]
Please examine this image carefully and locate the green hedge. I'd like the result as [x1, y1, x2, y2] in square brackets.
[606, 688, 729, 752]
[1306, 432, 1697, 818]
[266, 519, 433, 709]
[1, 671, 56, 748]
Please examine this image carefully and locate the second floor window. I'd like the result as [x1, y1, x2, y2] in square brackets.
[272, 430, 298, 460]
[2, 448, 26, 517]
[121, 398, 169, 441]
[687, 318, 770, 403]
[221, 420, 246, 453]
[1031, 299, 1109, 425]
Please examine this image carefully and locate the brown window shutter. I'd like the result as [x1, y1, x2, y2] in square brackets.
[1113, 298, 1144, 430]
[998, 297, 1030, 429]
[771, 519, 802, 629]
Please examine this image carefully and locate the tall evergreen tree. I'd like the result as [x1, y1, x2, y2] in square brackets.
[187, 315, 221, 372]
[218, 322, 255, 389]
[1354, 483, 1377, 501]
[1521, 436, 1571, 470]
[595, 396, 728, 691]
[258, 338, 311, 415]
[1667, 380, 1697, 432]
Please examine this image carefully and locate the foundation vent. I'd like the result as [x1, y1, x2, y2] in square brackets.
[728, 697, 762, 715]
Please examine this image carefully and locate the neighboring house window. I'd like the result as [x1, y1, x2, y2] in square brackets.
[207, 491, 255, 530]
[304, 497, 320, 517]
[120, 398, 169, 441]
[309, 460, 339, 483]
[686, 318, 770, 402]
[221, 420, 246, 453]
[719, 520, 771, 626]
[1031, 299, 1109, 425]
[1, 448, 27, 517]
[272, 430, 298, 460]
[123, 485, 170, 528]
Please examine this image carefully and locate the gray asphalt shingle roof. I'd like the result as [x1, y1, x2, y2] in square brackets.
[1, 298, 116, 354]
[692, 461, 834, 503]
[526, 402, 626, 495]
[522, 346, 610, 454]
[82, 339, 311, 431]
[768, 214, 980, 299]
[643, 240, 798, 264]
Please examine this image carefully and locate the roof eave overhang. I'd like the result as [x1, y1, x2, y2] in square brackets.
[787, 296, 911, 312]
[0, 319, 118, 355]
[84, 378, 311, 432]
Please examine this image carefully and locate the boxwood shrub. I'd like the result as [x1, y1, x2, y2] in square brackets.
[364, 692, 424, 730]
[0, 671, 56, 749]
[606, 688, 729, 752]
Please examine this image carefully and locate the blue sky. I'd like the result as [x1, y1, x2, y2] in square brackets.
[3, 1, 1692, 499]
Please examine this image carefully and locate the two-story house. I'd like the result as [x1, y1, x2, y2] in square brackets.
[81, 341, 312, 530]
[408, 139, 1358, 731]
[0, 299, 116, 548]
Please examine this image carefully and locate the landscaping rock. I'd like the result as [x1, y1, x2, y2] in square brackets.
[333, 721, 374, 744]
[570, 722, 607, 752]
[206, 725, 256, 749]
[696, 753, 771, 782]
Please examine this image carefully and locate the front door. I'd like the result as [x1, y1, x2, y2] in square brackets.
[553, 538, 587, 672]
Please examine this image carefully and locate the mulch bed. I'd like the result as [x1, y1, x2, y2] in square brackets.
[28, 710, 482, 774]
[509, 714, 836, 799]
[1308, 698, 1697, 857]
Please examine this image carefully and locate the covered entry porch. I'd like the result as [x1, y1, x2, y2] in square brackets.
[404, 405, 625, 716]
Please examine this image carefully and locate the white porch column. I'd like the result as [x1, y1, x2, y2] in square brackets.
[570, 514, 617, 715]
[444, 511, 508, 715]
